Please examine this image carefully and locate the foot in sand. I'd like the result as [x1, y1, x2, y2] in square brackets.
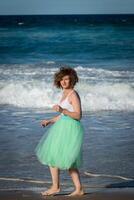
[67, 188, 85, 196]
[41, 186, 60, 196]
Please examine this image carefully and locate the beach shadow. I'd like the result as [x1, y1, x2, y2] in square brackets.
[39, 192, 91, 199]
[106, 180, 134, 188]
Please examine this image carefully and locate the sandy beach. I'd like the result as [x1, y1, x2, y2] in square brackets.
[0, 188, 134, 200]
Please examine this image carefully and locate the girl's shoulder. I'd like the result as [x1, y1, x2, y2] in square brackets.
[69, 89, 80, 100]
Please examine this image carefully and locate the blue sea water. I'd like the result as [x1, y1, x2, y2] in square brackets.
[0, 15, 134, 192]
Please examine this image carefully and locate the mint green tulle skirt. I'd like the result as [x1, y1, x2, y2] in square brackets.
[35, 114, 84, 170]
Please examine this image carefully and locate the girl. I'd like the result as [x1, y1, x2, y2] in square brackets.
[35, 67, 84, 196]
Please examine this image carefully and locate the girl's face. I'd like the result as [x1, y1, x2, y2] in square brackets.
[60, 75, 71, 89]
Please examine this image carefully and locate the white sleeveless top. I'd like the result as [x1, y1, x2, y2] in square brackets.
[58, 90, 74, 115]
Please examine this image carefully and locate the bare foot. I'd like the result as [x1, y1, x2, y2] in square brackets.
[67, 188, 85, 196]
[41, 186, 60, 196]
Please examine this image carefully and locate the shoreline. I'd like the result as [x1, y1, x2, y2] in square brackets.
[0, 188, 134, 200]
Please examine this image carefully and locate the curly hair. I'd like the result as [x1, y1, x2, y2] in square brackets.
[54, 66, 79, 88]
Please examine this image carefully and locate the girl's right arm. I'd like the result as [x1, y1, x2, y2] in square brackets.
[41, 114, 61, 127]
[49, 114, 61, 123]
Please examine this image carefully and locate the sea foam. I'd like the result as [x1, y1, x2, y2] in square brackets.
[0, 81, 133, 111]
[0, 65, 134, 111]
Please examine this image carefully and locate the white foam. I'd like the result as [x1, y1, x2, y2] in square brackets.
[79, 82, 134, 111]
[0, 81, 61, 108]
[0, 64, 134, 111]
[0, 64, 133, 79]
[75, 65, 134, 79]
[84, 171, 134, 181]
[46, 61, 55, 64]
[0, 80, 133, 111]
[18, 22, 24, 25]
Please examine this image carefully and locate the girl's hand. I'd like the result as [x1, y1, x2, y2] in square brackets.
[41, 120, 51, 127]
[52, 104, 63, 113]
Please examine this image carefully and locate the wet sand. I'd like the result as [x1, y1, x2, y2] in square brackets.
[0, 188, 134, 200]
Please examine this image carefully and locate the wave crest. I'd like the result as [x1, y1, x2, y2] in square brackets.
[0, 81, 134, 111]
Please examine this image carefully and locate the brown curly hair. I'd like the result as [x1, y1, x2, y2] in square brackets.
[54, 66, 79, 89]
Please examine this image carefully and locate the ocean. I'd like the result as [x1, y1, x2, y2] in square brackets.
[0, 14, 134, 193]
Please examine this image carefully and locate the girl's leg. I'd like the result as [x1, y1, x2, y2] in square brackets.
[41, 166, 60, 195]
[49, 166, 60, 189]
[68, 168, 84, 196]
